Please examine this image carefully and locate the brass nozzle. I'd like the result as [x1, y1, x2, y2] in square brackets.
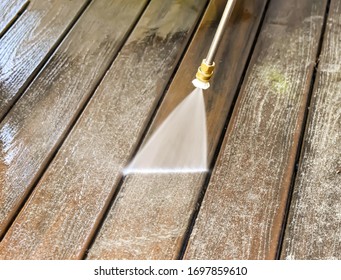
[195, 59, 215, 83]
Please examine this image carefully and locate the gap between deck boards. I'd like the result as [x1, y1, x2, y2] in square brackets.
[275, 0, 331, 259]
[0, 0, 92, 122]
[0, 0, 30, 39]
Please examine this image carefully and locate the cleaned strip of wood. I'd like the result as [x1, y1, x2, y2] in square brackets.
[0, 0, 207, 259]
[184, 0, 327, 259]
[0, 0, 149, 242]
[281, 0, 341, 260]
[0, 0, 28, 38]
[87, 0, 269, 260]
[0, 0, 89, 120]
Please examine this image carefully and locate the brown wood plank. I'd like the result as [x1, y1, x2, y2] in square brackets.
[184, 0, 328, 259]
[0, 0, 28, 37]
[0, 0, 89, 120]
[0, 0, 149, 242]
[281, 0, 341, 260]
[87, 0, 269, 260]
[0, 0, 207, 259]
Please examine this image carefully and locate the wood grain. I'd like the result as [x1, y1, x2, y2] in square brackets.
[87, 0, 269, 260]
[0, 0, 207, 259]
[281, 0, 341, 260]
[0, 0, 149, 243]
[0, 0, 28, 38]
[184, 0, 327, 259]
[0, 0, 89, 120]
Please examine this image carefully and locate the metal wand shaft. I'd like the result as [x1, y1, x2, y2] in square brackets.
[194, 0, 237, 87]
[205, 0, 237, 65]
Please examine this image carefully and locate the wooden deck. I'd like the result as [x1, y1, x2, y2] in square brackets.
[0, 0, 339, 260]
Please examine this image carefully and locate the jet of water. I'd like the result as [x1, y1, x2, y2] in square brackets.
[124, 87, 208, 174]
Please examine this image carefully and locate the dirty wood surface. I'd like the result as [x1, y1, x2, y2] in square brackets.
[0, 0, 149, 243]
[0, 0, 28, 38]
[0, 0, 207, 259]
[87, 0, 269, 260]
[281, 0, 341, 260]
[0, 0, 90, 121]
[184, 0, 328, 259]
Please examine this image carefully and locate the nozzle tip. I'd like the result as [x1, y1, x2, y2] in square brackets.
[192, 79, 210, 89]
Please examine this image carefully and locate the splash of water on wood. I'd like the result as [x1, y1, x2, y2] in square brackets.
[124, 87, 208, 174]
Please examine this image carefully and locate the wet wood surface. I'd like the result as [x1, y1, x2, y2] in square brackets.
[184, 0, 328, 259]
[87, 0, 269, 260]
[0, 0, 207, 259]
[281, 0, 341, 260]
[0, 0, 89, 120]
[0, 0, 28, 38]
[0, 0, 149, 243]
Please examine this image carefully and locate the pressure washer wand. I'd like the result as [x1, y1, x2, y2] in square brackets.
[193, 0, 237, 89]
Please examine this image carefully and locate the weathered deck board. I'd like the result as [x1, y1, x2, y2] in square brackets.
[0, 0, 149, 242]
[0, 0, 28, 38]
[184, 0, 327, 259]
[0, 0, 207, 259]
[281, 0, 341, 260]
[0, 0, 89, 120]
[87, 0, 269, 260]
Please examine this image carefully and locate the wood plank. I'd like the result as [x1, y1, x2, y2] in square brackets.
[0, 0, 207, 259]
[281, 0, 341, 260]
[184, 0, 327, 259]
[0, 0, 89, 120]
[87, 0, 269, 260]
[0, 0, 149, 242]
[0, 0, 28, 38]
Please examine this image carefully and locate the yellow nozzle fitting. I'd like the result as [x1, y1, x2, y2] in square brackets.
[195, 59, 215, 83]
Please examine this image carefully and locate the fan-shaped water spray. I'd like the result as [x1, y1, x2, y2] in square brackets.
[124, 87, 207, 174]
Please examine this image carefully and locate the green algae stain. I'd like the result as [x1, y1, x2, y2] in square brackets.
[268, 69, 289, 94]
[261, 66, 289, 95]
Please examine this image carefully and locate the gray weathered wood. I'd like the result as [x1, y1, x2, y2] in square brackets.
[0, 0, 28, 38]
[281, 0, 341, 260]
[0, 0, 149, 241]
[184, 0, 327, 259]
[0, 0, 207, 259]
[87, 0, 269, 260]
[0, 0, 89, 120]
